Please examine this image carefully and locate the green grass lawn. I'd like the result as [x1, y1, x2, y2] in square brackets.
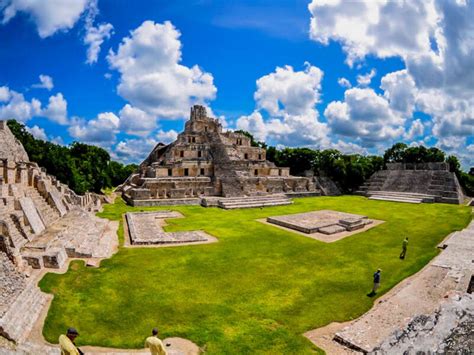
[39, 196, 472, 354]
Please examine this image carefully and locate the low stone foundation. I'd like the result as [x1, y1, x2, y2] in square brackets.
[125, 211, 213, 245]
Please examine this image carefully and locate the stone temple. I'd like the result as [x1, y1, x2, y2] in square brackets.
[121, 105, 336, 208]
[357, 162, 464, 204]
[0, 121, 117, 344]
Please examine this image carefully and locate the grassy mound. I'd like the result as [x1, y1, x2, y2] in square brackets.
[39, 196, 471, 354]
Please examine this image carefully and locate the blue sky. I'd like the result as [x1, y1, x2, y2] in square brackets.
[0, 0, 472, 168]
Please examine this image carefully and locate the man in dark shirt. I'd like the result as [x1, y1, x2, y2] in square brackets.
[368, 269, 381, 296]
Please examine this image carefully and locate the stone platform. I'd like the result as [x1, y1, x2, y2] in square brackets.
[125, 211, 212, 245]
[267, 210, 372, 235]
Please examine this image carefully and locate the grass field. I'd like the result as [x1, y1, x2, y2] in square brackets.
[39, 196, 472, 354]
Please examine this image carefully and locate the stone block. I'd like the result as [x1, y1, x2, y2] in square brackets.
[318, 225, 346, 235]
[18, 197, 45, 234]
[48, 191, 67, 217]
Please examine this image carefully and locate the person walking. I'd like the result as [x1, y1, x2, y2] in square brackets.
[59, 327, 83, 355]
[368, 269, 381, 296]
[145, 328, 168, 355]
[400, 237, 408, 259]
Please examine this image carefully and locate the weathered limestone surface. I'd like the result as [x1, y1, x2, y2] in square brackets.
[0, 121, 29, 162]
[267, 210, 371, 235]
[0, 120, 116, 345]
[18, 197, 45, 234]
[357, 162, 464, 204]
[126, 211, 210, 245]
[121, 105, 331, 207]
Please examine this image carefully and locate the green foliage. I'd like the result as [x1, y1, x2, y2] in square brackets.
[234, 130, 267, 148]
[384, 143, 445, 164]
[39, 197, 471, 353]
[7, 120, 137, 194]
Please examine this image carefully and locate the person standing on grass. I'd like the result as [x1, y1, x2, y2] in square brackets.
[59, 327, 83, 355]
[145, 328, 168, 355]
[369, 269, 382, 296]
[400, 237, 408, 259]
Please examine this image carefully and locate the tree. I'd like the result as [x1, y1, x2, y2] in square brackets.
[383, 143, 408, 163]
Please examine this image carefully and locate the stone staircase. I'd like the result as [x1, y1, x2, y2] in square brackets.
[217, 194, 293, 209]
[25, 187, 60, 226]
[356, 166, 464, 204]
[367, 191, 436, 204]
[0, 278, 47, 343]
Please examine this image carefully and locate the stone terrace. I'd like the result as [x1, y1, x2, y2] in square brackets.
[267, 210, 372, 235]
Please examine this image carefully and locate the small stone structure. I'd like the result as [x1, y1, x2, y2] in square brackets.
[120, 105, 332, 207]
[267, 210, 373, 235]
[125, 211, 212, 245]
[357, 162, 464, 204]
[0, 121, 117, 345]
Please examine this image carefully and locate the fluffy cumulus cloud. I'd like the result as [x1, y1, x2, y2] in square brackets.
[1, 0, 90, 38]
[112, 137, 157, 164]
[68, 112, 119, 145]
[309, 0, 474, 166]
[0, 85, 70, 124]
[324, 87, 404, 147]
[237, 64, 329, 147]
[118, 104, 156, 136]
[107, 20, 217, 119]
[0, 86, 41, 121]
[41, 93, 68, 124]
[32, 74, 54, 90]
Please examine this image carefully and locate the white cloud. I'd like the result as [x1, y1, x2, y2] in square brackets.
[237, 64, 329, 148]
[325, 87, 404, 147]
[356, 68, 376, 87]
[330, 140, 368, 155]
[32, 74, 54, 90]
[254, 63, 323, 116]
[83, 0, 113, 64]
[380, 69, 417, 117]
[310, 0, 474, 163]
[0, 88, 41, 122]
[156, 129, 178, 144]
[68, 112, 119, 145]
[84, 22, 113, 64]
[337, 77, 351, 89]
[0, 86, 11, 102]
[107, 20, 217, 119]
[1, 0, 89, 38]
[26, 124, 47, 140]
[308, 0, 438, 66]
[118, 104, 156, 136]
[41, 93, 68, 124]
[112, 137, 157, 164]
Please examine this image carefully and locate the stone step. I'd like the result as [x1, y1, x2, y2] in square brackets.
[218, 197, 290, 205]
[219, 200, 293, 209]
[220, 194, 288, 202]
[0, 281, 48, 343]
[367, 190, 436, 199]
[369, 196, 422, 204]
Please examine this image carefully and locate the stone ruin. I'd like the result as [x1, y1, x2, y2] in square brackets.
[0, 121, 117, 345]
[267, 210, 373, 235]
[120, 105, 336, 208]
[125, 211, 213, 245]
[357, 162, 464, 204]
